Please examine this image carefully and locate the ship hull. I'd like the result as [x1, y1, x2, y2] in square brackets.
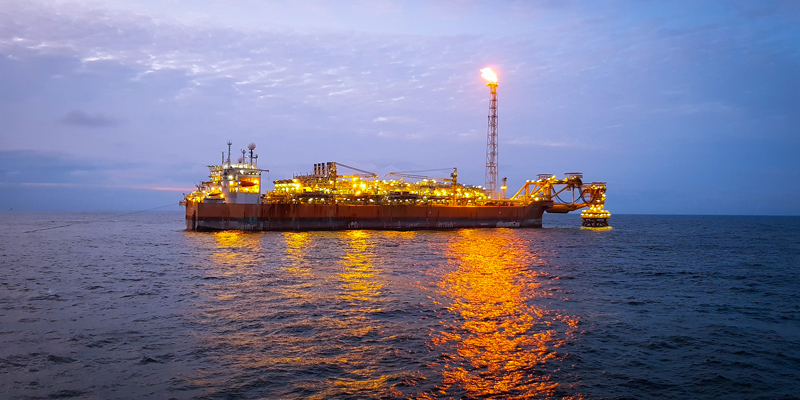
[184, 202, 551, 231]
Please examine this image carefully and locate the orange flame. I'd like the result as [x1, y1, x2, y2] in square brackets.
[480, 67, 498, 84]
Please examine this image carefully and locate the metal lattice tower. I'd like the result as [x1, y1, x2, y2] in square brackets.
[485, 81, 498, 197]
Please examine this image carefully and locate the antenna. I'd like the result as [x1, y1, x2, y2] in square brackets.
[248, 142, 256, 165]
[226, 140, 232, 164]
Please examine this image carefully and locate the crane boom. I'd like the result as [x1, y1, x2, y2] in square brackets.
[335, 162, 378, 179]
[385, 168, 457, 184]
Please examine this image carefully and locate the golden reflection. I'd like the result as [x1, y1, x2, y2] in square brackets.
[432, 229, 581, 399]
[213, 230, 246, 247]
[339, 230, 384, 305]
[580, 226, 613, 231]
[275, 231, 315, 310]
[382, 231, 418, 240]
[283, 232, 312, 277]
[324, 230, 401, 398]
[190, 230, 414, 398]
[210, 230, 262, 273]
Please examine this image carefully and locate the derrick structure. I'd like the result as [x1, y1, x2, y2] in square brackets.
[484, 76, 499, 197]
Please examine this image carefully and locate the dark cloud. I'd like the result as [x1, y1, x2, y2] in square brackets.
[58, 110, 122, 127]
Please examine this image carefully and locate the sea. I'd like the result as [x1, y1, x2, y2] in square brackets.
[1, 211, 798, 400]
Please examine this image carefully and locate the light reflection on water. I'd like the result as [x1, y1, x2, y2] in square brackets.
[180, 229, 580, 398]
[190, 230, 410, 398]
[328, 230, 405, 397]
[339, 230, 383, 305]
[210, 231, 263, 275]
[430, 229, 582, 399]
[3, 213, 797, 399]
[283, 232, 312, 277]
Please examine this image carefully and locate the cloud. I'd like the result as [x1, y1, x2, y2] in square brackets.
[58, 110, 122, 127]
[648, 102, 736, 116]
[0, 150, 195, 190]
[373, 116, 418, 124]
[0, 0, 798, 213]
[505, 138, 575, 147]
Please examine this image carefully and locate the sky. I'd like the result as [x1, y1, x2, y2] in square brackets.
[0, 0, 798, 214]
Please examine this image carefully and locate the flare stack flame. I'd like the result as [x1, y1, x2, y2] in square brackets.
[480, 68, 498, 84]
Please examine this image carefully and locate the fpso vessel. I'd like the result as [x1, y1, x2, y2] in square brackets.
[181, 142, 610, 231]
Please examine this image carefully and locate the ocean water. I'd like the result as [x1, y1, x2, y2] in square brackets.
[1, 211, 799, 399]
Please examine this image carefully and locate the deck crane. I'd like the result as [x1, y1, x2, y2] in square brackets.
[385, 168, 458, 186]
[335, 162, 379, 179]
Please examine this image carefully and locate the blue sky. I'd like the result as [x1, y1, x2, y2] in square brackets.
[0, 0, 798, 214]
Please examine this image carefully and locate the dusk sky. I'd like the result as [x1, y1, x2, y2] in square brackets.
[1, 0, 798, 214]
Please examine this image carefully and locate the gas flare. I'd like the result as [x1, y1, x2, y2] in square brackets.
[480, 67, 498, 84]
